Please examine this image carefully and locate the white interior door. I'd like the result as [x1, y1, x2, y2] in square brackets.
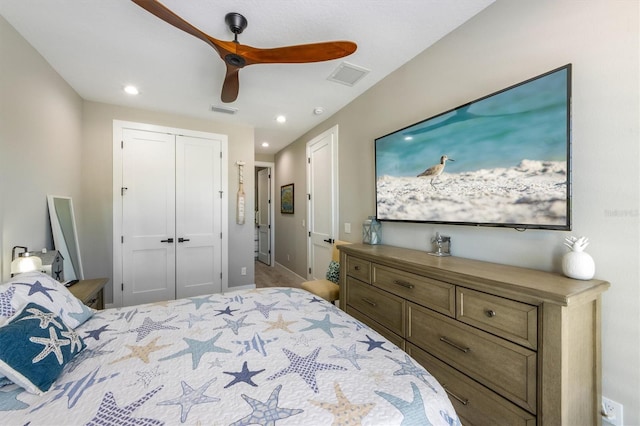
[122, 129, 176, 305]
[257, 167, 271, 265]
[175, 135, 223, 298]
[307, 126, 338, 280]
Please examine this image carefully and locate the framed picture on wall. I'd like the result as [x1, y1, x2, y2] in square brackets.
[281, 183, 294, 214]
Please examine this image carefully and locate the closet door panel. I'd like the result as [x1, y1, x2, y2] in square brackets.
[175, 135, 223, 298]
[122, 129, 176, 305]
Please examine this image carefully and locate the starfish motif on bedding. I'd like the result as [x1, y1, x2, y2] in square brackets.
[86, 385, 164, 426]
[262, 313, 296, 333]
[358, 334, 391, 352]
[230, 385, 303, 426]
[0, 286, 17, 318]
[14, 280, 57, 302]
[31, 367, 120, 412]
[182, 295, 219, 310]
[243, 301, 287, 319]
[84, 324, 112, 341]
[270, 288, 295, 298]
[309, 382, 376, 424]
[109, 336, 171, 365]
[18, 306, 63, 329]
[329, 344, 372, 370]
[213, 314, 255, 335]
[233, 333, 278, 357]
[133, 365, 166, 388]
[157, 379, 220, 423]
[375, 382, 430, 425]
[128, 316, 179, 342]
[67, 338, 116, 372]
[299, 313, 348, 338]
[159, 332, 231, 370]
[223, 361, 265, 388]
[214, 306, 239, 316]
[267, 347, 346, 393]
[386, 354, 438, 392]
[177, 312, 210, 328]
[30, 326, 70, 364]
[0, 387, 29, 411]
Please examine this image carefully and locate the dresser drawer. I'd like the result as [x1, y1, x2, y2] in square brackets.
[407, 343, 535, 426]
[346, 306, 405, 350]
[457, 287, 538, 349]
[346, 277, 405, 336]
[345, 256, 371, 283]
[373, 264, 455, 317]
[408, 303, 537, 413]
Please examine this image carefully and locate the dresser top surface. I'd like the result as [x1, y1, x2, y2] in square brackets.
[339, 244, 609, 305]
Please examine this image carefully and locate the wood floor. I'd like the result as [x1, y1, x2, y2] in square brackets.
[254, 260, 304, 289]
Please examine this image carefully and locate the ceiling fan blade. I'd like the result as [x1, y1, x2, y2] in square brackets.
[221, 65, 240, 103]
[131, 0, 226, 55]
[238, 41, 357, 65]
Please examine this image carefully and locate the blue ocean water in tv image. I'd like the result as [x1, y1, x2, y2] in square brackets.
[375, 67, 570, 227]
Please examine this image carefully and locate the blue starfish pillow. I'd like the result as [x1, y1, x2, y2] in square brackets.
[0, 272, 93, 329]
[0, 302, 85, 394]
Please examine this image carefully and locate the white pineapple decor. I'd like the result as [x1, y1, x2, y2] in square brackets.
[562, 236, 595, 280]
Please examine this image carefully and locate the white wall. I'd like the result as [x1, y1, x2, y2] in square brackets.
[0, 15, 83, 279]
[276, 1, 639, 423]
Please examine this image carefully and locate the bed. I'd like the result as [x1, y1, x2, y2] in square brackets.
[0, 272, 460, 425]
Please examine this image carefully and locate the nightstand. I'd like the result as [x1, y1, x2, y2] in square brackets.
[68, 278, 108, 310]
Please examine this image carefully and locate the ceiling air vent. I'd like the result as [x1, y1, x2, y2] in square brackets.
[211, 105, 239, 114]
[327, 62, 370, 86]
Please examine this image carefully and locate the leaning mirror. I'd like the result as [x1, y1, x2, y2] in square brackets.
[47, 195, 84, 280]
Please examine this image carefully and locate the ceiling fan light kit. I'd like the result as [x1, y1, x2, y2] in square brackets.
[132, 0, 357, 103]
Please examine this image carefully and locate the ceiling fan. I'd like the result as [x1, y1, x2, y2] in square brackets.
[132, 0, 358, 103]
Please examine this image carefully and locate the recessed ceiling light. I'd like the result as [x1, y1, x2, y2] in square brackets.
[124, 85, 139, 95]
[276, 115, 286, 124]
[261, 142, 269, 147]
[313, 107, 324, 115]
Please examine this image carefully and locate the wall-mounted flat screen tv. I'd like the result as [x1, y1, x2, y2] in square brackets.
[375, 64, 572, 230]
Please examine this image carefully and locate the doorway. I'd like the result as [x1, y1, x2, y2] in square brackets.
[306, 125, 339, 280]
[255, 161, 274, 267]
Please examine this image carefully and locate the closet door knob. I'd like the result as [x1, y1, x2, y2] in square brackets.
[178, 238, 190, 243]
[160, 238, 174, 243]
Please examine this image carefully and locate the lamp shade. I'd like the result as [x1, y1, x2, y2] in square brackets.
[10, 254, 43, 275]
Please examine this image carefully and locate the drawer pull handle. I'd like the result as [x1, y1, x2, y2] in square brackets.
[442, 385, 469, 406]
[439, 336, 470, 353]
[486, 309, 496, 318]
[394, 280, 414, 289]
[354, 265, 361, 271]
[362, 298, 377, 307]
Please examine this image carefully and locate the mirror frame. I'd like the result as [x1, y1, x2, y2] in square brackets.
[47, 195, 84, 280]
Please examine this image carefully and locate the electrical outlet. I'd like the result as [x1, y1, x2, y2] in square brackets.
[345, 223, 351, 233]
[241, 267, 246, 276]
[602, 396, 623, 426]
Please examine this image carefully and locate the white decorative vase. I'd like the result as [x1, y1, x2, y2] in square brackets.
[562, 251, 595, 280]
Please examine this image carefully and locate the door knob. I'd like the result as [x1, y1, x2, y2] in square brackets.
[160, 238, 174, 243]
[178, 238, 190, 243]
[323, 238, 335, 244]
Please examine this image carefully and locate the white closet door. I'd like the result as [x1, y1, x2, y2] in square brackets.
[175, 135, 223, 298]
[122, 129, 176, 305]
[257, 167, 271, 265]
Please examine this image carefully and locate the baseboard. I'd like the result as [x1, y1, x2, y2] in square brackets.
[274, 262, 306, 283]
[225, 283, 256, 292]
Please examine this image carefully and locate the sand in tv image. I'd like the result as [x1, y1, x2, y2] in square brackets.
[375, 66, 570, 228]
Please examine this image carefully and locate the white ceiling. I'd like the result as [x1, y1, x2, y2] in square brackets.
[0, 0, 494, 154]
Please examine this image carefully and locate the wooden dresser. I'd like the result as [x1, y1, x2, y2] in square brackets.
[338, 244, 609, 426]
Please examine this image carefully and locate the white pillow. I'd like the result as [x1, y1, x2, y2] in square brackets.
[0, 272, 93, 329]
